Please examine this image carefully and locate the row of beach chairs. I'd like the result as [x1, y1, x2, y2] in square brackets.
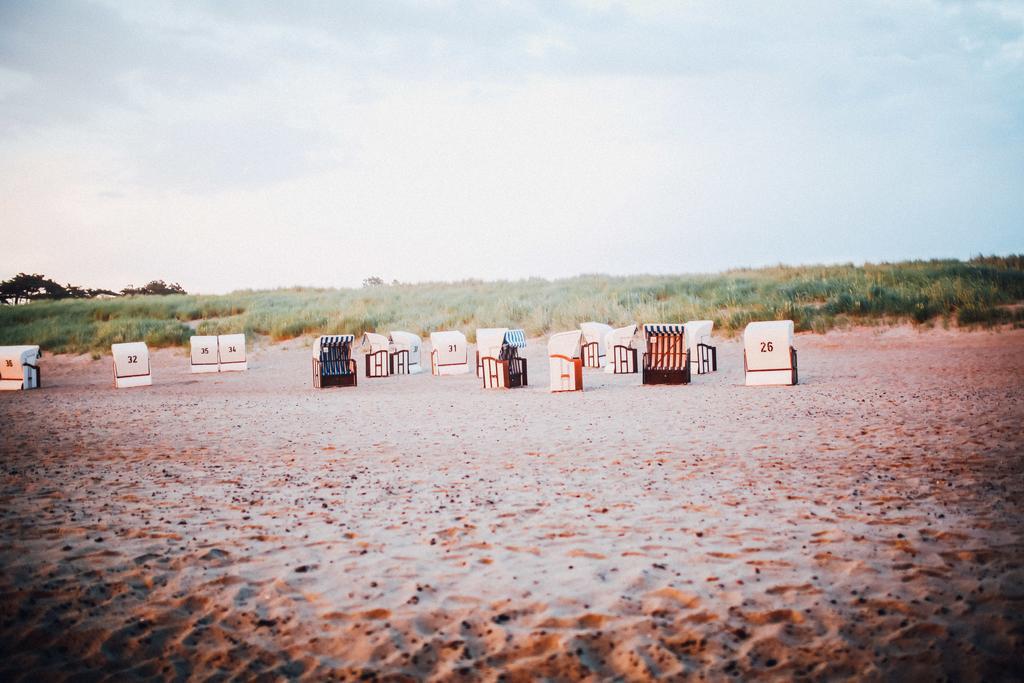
[0, 320, 797, 393]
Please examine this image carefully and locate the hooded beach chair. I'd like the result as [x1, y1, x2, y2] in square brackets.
[313, 335, 357, 388]
[642, 324, 690, 385]
[430, 331, 470, 375]
[475, 327, 508, 377]
[548, 331, 583, 392]
[580, 322, 613, 368]
[0, 345, 41, 391]
[743, 320, 798, 386]
[480, 329, 528, 389]
[218, 334, 247, 372]
[685, 320, 717, 375]
[112, 342, 152, 388]
[604, 324, 641, 374]
[361, 332, 392, 378]
[190, 335, 220, 374]
[388, 331, 423, 374]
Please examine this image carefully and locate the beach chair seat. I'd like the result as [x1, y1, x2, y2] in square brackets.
[604, 324, 640, 374]
[430, 331, 470, 375]
[580, 322, 613, 368]
[642, 324, 690, 385]
[480, 329, 528, 389]
[0, 345, 41, 390]
[313, 335, 357, 388]
[685, 320, 717, 375]
[388, 331, 423, 375]
[743, 321, 798, 386]
[548, 331, 583, 392]
[112, 342, 152, 388]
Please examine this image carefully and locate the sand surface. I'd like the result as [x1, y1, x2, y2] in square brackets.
[1, 327, 1022, 681]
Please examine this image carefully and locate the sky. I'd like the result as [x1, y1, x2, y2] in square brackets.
[1, 0, 1022, 294]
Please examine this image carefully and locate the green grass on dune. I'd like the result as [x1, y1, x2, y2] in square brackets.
[2, 256, 1022, 355]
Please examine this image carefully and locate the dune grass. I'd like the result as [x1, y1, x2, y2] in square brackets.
[1, 256, 1022, 355]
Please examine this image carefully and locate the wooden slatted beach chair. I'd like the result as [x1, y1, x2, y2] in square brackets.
[685, 320, 717, 375]
[361, 332, 392, 378]
[0, 345, 41, 391]
[388, 331, 423, 375]
[580, 322, 613, 368]
[112, 342, 152, 388]
[604, 324, 640, 374]
[642, 324, 690, 385]
[475, 328, 508, 378]
[743, 321, 798, 386]
[548, 331, 583, 392]
[190, 335, 220, 374]
[480, 329, 528, 389]
[313, 335, 357, 388]
[430, 331, 470, 375]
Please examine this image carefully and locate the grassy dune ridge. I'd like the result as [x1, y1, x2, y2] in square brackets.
[2, 257, 1022, 355]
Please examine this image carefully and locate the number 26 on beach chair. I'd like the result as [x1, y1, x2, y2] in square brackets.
[743, 320, 798, 386]
[642, 324, 691, 385]
[313, 335, 357, 388]
[479, 329, 528, 389]
[548, 331, 583, 392]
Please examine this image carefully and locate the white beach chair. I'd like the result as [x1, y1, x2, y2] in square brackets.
[479, 329, 528, 389]
[189, 335, 220, 374]
[743, 320, 798, 386]
[430, 331, 470, 376]
[475, 328, 508, 377]
[548, 331, 583, 392]
[0, 345, 41, 390]
[389, 331, 423, 374]
[580, 322, 613, 368]
[218, 334, 247, 372]
[685, 320, 717, 375]
[360, 332, 392, 378]
[112, 342, 152, 388]
[604, 324, 641, 374]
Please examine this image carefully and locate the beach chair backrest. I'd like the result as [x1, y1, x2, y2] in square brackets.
[319, 335, 354, 375]
[643, 324, 687, 370]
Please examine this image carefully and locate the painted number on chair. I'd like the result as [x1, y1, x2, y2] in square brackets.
[200, 347, 210, 354]
[4, 360, 12, 367]
[228, 346, 237, 353]
[759, 341, 774, 353]
[448, 345, 456, 352]
[127, 355, 138, 363]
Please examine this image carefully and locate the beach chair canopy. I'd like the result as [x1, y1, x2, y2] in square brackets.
[504, 329, 527, 349]
[0, 345, 40, 390]
[360, 332, 391, 354]
[743, 321, 794, 371]
[389, 331, 422, 364]
[685, 320, 713, 347]
[605, 324, 640, 349]
[475, 328, 509, 359]
[643, 323, 686, 338]
[548, 331, 582, 358]
[430, 331, 468, 364]
[314, 335, 355, 358]
[581, 322, 613, 346]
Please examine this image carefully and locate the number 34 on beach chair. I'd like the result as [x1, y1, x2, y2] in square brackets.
[313, 335, 357, 388]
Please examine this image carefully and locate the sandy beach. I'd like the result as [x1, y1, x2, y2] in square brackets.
[1, 326, 1022, 681]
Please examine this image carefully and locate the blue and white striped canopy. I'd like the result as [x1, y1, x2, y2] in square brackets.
[643, 323, 685, 337]
[503, 329, 527, 348]
[321, 334, 354, 345]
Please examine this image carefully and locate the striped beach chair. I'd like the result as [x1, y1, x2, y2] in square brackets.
[313, 335, 357, 388]
[480, 329, 528, 389]
[642, 324, 690, 385]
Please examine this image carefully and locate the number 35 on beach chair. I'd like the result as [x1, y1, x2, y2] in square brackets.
[313, 335, 357, 388]
[112, 342, 152, 388]
[743, 320, 798, 386]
